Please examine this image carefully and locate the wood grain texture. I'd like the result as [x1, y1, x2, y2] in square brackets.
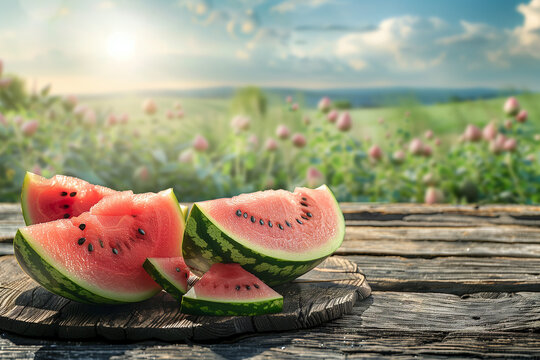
[0, 256, 370, 341]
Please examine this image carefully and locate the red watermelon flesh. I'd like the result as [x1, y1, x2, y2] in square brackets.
[198, 185, 343, 258]
[143, 257, 191, 300]
[14, 189, 185, 303]
[21, 172, 116, 225]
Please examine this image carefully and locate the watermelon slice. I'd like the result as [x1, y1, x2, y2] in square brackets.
[182, 185, 344, 286]
[143, 257, 191, 301]
[21, 172, 190, 225]
[21, 172, 116, 225]
[14, 189, 185, 304]
[181, 263, 283, 316]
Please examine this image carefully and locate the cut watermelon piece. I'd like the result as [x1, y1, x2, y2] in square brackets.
[181, 263, 283, 316]
[21, 172, 116, 225]
[182, 185, 344, 286]
[143, 257, 191, 301]
[14, 189, 185, 304]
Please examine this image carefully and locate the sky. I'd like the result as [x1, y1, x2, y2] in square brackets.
[0, 0, 539, 94]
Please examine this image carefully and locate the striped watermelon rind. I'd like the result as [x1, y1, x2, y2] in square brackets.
[182, 185, 345, 286]
[143, 258, 190, 301]
[181, 296, 283, 316]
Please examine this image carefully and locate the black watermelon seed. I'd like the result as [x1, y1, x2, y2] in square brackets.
[268, 221, 273, 228]
[77, 237, 86, 245]
[243, 212, 248, 218]
[112, 248, 118, 255]
[286, 221, 291, 227]
[184, 273, 188, 278]
[138, 228, 145, 235]
[60, 191, 68, 196]
[62, 204, 69, 209]
[176, 267, 180, 272]
[79, 224, 86, 231]
[302, 197, 307, 201]
[301, 216, 309, 220]
[99, 240, 104, 248]
[259, 219, 264, 225]
[251, 216, 255, 223]
[70, 192, 76, 197]
[235, 285, 241, 291]
[254, 283, 260, 289]
[236, 209, 242, 217]
[278, 223, 284, 230]
[63, 213, 70, 219]
[296, 218, 303, 224]
[246, 285, 251, 290]
[300, 202, 308, 207]
[88, 243, 94, 252]
[307, 212, 313, 217]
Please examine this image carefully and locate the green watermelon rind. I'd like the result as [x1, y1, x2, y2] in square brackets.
[181, 295, 283, 316]
[20, 172, 37, 226]
[14, 189, 186, 304]
[182, 185, 345, 286]
[143, 258, 188, 301]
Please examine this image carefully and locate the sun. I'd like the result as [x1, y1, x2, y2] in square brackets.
[106, 32, 136, 61]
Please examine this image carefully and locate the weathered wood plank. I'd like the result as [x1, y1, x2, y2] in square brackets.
[348, 255, 540, 294]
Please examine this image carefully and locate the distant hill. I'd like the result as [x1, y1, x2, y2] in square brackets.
[83, 87, 524, 108]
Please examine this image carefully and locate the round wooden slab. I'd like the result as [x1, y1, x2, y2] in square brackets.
[0, 256, 371, 341]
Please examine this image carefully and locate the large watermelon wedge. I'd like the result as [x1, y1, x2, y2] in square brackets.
[21, 172, 116, 225]
[14, 189, 185, 304]
[21, 172, 190, 225]
[182, 185, 344, 286]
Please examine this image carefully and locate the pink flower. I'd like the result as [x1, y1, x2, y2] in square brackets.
[490, 134, 507, 154]
[303, 116, 311, 125]
[286, 96, 292, 104]
[142, 99, 157, 115]
[404, 111, 411, 117]
[434, 138, 441, 146]
[368, 145, 383, 161]
[231, 115, 251, 133]
[482, 122, 497, 141]
[503, 138, 517, 152]
[291, 133, 306, 148]
[21, 120, 39, 136]
[176, 110, 184, 119]
[63, 95, 78, 110]
[422, 173, 437, 186]
[424, 129, 433, 140]
[134, 166, 150, 181]
[0, 78, 12, 88]
[265, 138, 278, 151]
[248, 134, 259, 148]
[276, 124, 290, 139]
[425, 187, 444, 204]
[336, 112, 352, 131]
[83, 109, 96, 126]
[107, 114, 118, 126]
[318, 97, 331, 112]
[73, 104, 88, 118]
[306, 167, 324, 188]
[504, 119, 513, 130]
[516, 109, 528, 123]
[31, 164, 42, 176]
[423, 144, 433, 157]
[409, 138, 424, 155]
[120, 113, 129, 124]
[178, 149, 194, 163]
[464, 124, 482, 142]
[291, 103, 299, 111]
[503, 97, 520, 116]
[326, 110, 338, 123]
[166, 110, 174, 120]
[193, 134, 209, 152]
[393, 150, 406, 163]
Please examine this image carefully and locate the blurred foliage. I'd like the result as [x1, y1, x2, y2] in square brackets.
[230, 86, 267, 117]
[333, 100, 352, 110]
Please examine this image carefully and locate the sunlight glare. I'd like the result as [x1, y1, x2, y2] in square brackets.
[106, 32, 136, 61]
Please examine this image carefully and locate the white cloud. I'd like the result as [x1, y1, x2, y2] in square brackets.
[348, 59, 367, 70]
[271, 0, 331, 13]
[512, 0, 540, 58]
[235, 49, 250, 60]
[437, 21, 498, 45]
[336, 16, 447, 71]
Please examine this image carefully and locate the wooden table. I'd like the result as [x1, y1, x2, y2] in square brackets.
[1, 203, 539, 358]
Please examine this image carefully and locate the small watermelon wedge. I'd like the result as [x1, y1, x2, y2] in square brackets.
[21, 172, 116, 225]
[14, 189, 185, 304]
[182, 185, 344, 285]
[143, 257, 191, 301]
[21, 172, 190, 225]
[181, 263, 283, 316]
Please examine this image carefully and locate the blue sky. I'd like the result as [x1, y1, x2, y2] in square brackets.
[0, 0, 539, 94]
